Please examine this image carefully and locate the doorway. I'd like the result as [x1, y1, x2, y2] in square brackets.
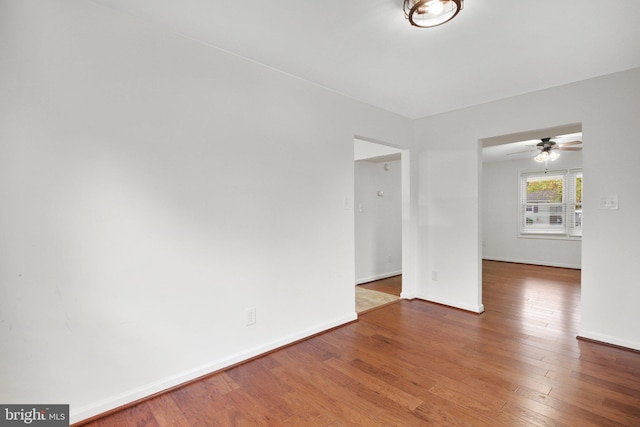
[480, 124, 583, 299]
[353, 138, 406, 313]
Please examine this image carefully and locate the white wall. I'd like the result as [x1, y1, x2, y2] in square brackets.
[482, 154, 582, 268]
[413, 67, 640, 350]
[354, 160, 402, 283]
[0, 0, 412, 422]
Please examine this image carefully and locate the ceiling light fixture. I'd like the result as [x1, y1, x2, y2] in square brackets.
[404, 0, 464, 28]
[534, 149, 559, 163]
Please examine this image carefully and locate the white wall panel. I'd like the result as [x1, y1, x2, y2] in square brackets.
[0, 0, 412, 422]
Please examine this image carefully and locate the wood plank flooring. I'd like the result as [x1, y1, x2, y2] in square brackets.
[358, 275, 402, 297]
[78, 261, 640, 426]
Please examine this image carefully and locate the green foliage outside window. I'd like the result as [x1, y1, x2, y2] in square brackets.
[526, 178, 563, 202]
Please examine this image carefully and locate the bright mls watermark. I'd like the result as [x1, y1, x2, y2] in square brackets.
[0, 405, 68, 426]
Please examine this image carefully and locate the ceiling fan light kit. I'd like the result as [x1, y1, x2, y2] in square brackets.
[532, 137, 582, 162]
[534, 150, 559, 163]
[404, 0, 464, 28]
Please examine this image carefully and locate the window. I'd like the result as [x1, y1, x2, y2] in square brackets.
[519, 169, 582, 238]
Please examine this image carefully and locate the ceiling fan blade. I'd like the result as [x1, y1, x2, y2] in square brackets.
[558, 147, 582, 151]
[558, 140, 582, 147]
[507, 149, 537, 155]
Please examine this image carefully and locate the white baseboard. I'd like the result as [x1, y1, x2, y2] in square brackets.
[355, 270, 402, 285]
[415, 293, 484, 314]
[482, 256, 581, 270]
[577, 329, 640, 352]
[70, 312, 357, 424]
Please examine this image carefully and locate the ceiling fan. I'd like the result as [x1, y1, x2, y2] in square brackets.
[509, 136, 582, 162]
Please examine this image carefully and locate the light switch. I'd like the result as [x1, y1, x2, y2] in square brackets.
[599, 195, 618, 210]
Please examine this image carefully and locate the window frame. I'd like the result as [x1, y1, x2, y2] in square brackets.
[518, 168, 582, 240]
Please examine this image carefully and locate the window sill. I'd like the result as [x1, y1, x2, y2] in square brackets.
[519, 233, 582, 241]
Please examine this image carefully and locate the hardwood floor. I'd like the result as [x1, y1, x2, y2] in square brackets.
[358, 275, 402, 296]
[79, 262, 640, 426]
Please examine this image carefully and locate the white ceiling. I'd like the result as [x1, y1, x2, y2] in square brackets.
[90, 0, 640, 119]
[354, 139, 402, 162]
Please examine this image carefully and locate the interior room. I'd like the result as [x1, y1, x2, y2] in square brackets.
[1, 0, 639, 425]
[482, 126, 583, 269]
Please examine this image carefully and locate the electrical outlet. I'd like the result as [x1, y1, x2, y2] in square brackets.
[246, 308, 256, 326]
[432, 271, 438, 281]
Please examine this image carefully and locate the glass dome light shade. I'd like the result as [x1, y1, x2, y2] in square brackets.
[404, 0, 464, 28]
[534, 151, 549, 162]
